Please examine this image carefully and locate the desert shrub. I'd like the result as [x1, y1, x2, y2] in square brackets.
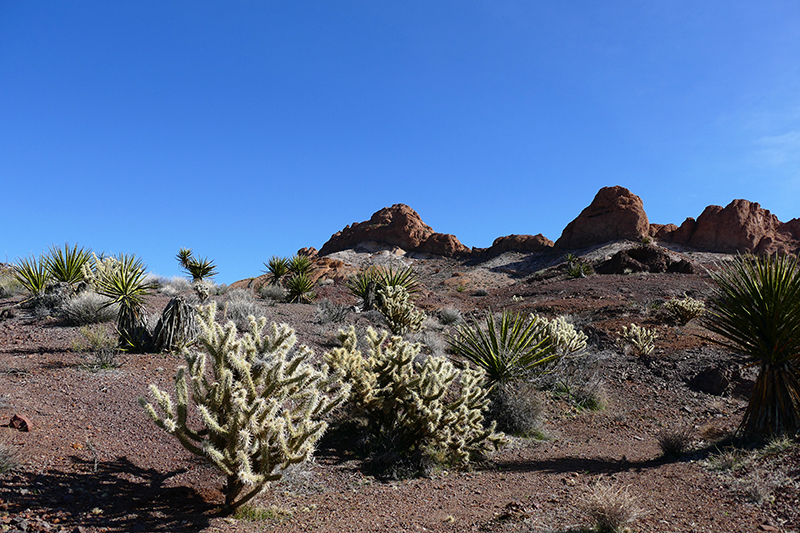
[0, 269, 25, 299]
[407, 329, 448, 359]
[0, 441, 19, 474]
[583, 483, 643, 533]
[94, 254, 156, 352]
[259, 283, 287, 303]
[44, 243, 91, 286]
[287, 254, 313, 276]
[60, 291, 117, 325]
[664, 295, 705, 325]
[221, 289, 263, 331]
[448, 311, 555, 388]
[263, 256, 289, 285]
[14, 254, 50, 297]
[487, 382, 545, 437]
[315, 299, 350, 324]
[656, 427, 693, 457]
[567, 261, 594, 279]
[376, 285, 425, 335]
[159, 276, 193, 297]
[438, 307, 462, 326]
[325, 327, 505, 477]
[619, 323, 657, 356]
[141, 302, 348, 513]
[472, 289, 488, 297]
[285, 273, 316, 304]
[704, 254, 800, 438]
[72, 324, 122, 371]
[152, 296, 199, 352]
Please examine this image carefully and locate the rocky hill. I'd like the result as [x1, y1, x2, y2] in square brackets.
[315, 186, 800, 259]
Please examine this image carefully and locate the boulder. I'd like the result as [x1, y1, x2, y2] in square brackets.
[319, 204, 468, 257]
[555, 186, 650, 249]
[484, 234, 554, 256]
[595, 245, 697, 275]
[690, 366, 730, 396]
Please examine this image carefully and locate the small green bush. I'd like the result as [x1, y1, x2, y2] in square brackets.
[325, 327, 505, 477]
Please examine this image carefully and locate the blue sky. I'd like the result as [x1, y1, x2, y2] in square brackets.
[2, 2, 799, 283]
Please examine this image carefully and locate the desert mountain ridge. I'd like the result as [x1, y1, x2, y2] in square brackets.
[313, 185, 800, 259]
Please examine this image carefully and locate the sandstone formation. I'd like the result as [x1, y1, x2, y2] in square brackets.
[483, 234, 554, 256]
[653, 199, 800, 255]
[319, 204, 469, 257]
[555, 186, 650, 250]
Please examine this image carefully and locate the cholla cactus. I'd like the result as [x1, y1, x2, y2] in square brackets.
[532, 314, 587, 357]
[377, 285, 426, 335]
[141, 302, 348, 513]
[81, 253, 119, 290]
[326, 327, 504, 468]
[664, 296, 705, 325]
[620, 323, 657, 356]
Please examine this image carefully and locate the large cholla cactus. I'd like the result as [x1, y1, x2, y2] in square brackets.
[141, 302, 349, 513]
[377, 285, 426, 335]
[326, 327, 504, 468]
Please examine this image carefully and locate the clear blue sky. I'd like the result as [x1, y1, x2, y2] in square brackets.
[2, 2, 799, 283]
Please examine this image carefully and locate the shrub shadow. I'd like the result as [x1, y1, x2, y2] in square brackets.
[1, 456, 215, 531]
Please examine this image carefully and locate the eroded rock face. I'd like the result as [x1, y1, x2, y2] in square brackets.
[485, 234, 554, 256]
[655, 199, 800, 255]
[555, 186, 650, 250]
[594, 245, 697, 275]
[319, 204, 469, 257]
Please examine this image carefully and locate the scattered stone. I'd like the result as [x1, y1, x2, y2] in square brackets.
[9, 414, 31, 432]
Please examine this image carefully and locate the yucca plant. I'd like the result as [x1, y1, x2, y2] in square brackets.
[285, 273, 316, 304]
[44, 243, 91, 286]
[704, 254, 800, 438]
[263, 256, 289, 285]
[448, 311, 556, 389]
[287, 254, 313, 276]
[176, 248, 218, 282]
[346, 266, 419, 311]
[13, 254, 51, 297]
[95, 254, 157, 352]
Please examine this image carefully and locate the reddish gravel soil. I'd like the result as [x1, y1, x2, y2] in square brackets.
[1, 244, 798, 533]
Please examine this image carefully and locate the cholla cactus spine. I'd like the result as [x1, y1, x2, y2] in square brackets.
[664, 296, 705, 325]
[532, 314, 588, 357]
[141, 302, 348, 513]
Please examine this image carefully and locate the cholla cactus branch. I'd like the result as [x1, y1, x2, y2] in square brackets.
[620, 323, 657, 356]
[377, 285, 426, 335]
[141, 302, 349, 513]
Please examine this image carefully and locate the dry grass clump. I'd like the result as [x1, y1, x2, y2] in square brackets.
[72, 324, 123, 371]
[259, 283, 287, 303]
[157, 276, 192, 297]
[315, 299, 350, 324]
[221, 289, 263, 330]
[438, 307, 462, 326]
[656, 427, 693, 457]
[0, 440, 20, 474]
[583, 483, 644, 533]
[488, 382, 546, 438]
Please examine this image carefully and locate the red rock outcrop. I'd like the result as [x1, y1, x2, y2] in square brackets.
[319, 204, 469, 257]
[655, 199, 800, 255]
[484, 234, 554, 256]
[555, 186, 650, 249]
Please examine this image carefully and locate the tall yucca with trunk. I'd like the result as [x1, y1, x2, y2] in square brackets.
[705, 254, 800, 438]
[142, 303, 348, 513]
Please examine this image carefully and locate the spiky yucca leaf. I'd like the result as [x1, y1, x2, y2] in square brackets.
[705, 254, 800, 437]
[286, 273, 316, 304]
[44, 243, 91, 285]
[186, 257, 218, 282]
[448, 311, 556, 388]
[14, 254, 50, 297]
[263, 255, 289, 285]
[176, 248, 193, 268]
[287, 254, 313, 276]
